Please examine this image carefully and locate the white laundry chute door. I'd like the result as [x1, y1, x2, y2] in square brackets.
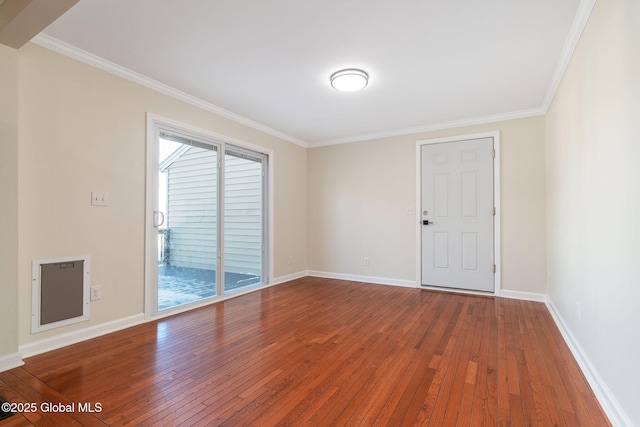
[420, 137, 495, 292]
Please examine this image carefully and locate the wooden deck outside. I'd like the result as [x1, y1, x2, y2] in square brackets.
[0, 277, 610, 426]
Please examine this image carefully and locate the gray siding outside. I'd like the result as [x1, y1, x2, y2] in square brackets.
[164, 146, 263, 277]
[166, 146, 217, 270]
[224, 154, 262, 277]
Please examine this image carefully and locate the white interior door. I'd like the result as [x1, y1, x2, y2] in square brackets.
[421, 137, 494, 292]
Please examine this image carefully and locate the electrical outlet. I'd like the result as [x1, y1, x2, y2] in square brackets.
[91, 285, 101, 301]
[288, 255, 293, 265]
[364, 257, 370, 267]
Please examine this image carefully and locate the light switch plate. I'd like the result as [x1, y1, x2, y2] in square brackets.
[91, 191, 109, 206]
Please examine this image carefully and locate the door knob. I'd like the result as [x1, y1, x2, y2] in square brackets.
[422, 219, 430, 225]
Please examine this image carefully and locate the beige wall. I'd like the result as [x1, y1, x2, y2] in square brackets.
[16, 43, 307, 346]
[4, 9, 635, 423]
[308, 116, 547, 294]
[0, 27, 547, 368]
[546, 0, 639, 424]
[0, 45, 19, 361]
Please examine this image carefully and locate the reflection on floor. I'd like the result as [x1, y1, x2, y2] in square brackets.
[158, 265, 261, 310]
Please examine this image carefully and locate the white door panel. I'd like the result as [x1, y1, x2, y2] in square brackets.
[421, 138, 494, 292]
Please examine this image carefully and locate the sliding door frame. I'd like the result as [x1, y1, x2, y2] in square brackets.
[145, 113, 274, 320]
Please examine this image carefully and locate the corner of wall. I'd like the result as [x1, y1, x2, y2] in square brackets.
[545, 297, 634, 426]
[0, 44, 20, 368]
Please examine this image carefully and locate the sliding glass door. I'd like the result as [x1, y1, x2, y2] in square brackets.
[223, 149, 266, 291]
[147, 118, 268, 315]
[156, 132, 219, 310]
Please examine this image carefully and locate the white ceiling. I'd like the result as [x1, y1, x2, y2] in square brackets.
[38, 0, 586, 147]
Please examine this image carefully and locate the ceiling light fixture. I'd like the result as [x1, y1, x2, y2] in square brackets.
[330, 69, 369, 92]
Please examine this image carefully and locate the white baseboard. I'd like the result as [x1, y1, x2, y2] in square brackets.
[6, 274, 630, 426]
[0, 352, 24, 373]
[307, 270, 417, 288]
[19, 275, 307, 357]
[271, 271, 307, 285]
[499, 289, 547, 302]
[20, 314, 145, 359]
[306, 272, 552, 303]
[546, 299, 633, 427]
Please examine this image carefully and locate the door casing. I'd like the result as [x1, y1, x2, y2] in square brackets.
[415, 131, 501, 295]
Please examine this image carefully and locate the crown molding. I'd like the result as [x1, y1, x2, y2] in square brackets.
[32, 0, 595, 152]
[31, 34, 309, 148]
[541, 0, 596, 112]
[310, 107, 545, 147]
[310, 0, 595, 148]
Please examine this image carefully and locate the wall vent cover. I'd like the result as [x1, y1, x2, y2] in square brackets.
[32, 256, 90, 333]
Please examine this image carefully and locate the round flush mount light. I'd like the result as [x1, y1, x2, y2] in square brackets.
[330, 68, 369, 92]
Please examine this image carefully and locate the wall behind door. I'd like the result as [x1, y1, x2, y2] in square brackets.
[308, 116, 546, 295]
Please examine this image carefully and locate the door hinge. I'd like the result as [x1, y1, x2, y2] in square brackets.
[492, 149, 496, 158]
[493, 264, 496, 273]
[493, 207, 496, 216]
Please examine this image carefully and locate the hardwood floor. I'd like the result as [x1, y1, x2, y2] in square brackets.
[0, 277, 610, 426]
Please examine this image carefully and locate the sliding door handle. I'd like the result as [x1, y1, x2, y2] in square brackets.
[153, 210, 165, 228]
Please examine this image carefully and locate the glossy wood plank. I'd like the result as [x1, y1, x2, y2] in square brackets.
[0, 278, 611, 426]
